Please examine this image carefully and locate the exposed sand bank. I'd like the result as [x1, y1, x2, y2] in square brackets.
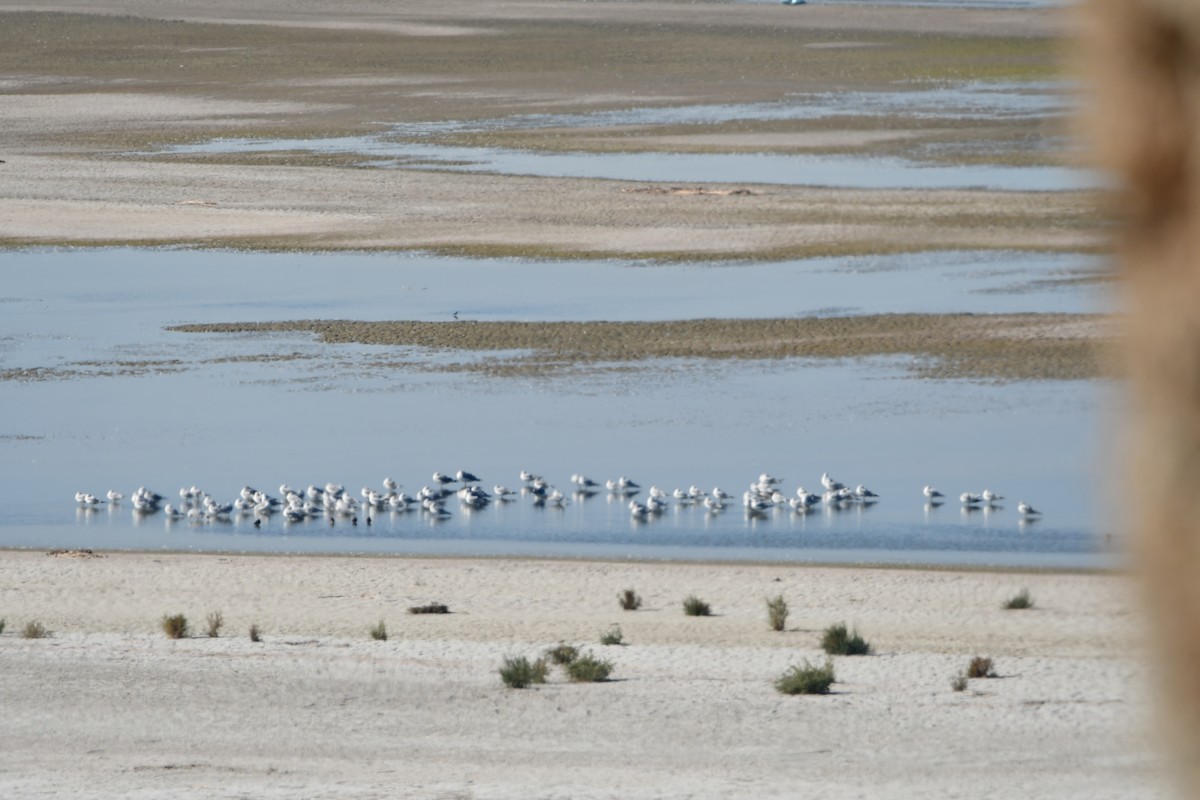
[168, 313, 1116, 381]
[0, 550, 1168, 798]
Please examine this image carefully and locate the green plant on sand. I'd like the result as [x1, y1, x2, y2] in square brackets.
[565, 651, 614, 683]
[499, 655, 549, 689]
[775, 660, 835, 695]
[161, 613, 189, 640]
[683, 595, 712, 617]
[821, 622, 871, 656]
[766, 594, 789, 632]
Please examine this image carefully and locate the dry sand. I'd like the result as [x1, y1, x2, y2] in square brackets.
[0, 550, 1169, 798]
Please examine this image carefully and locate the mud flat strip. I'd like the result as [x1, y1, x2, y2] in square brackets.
[169, 313, 1116, 381]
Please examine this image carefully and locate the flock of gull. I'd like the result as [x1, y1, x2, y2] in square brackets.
[73, 470, 1042, 526]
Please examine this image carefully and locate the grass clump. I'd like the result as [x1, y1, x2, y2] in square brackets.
[766, 594, 789, 632]
[600, 625, 624, 646]
[618, 589, 642, 611]
[967, 656, 997, 679]
[821, 622, 871, 656]
[368, 620, 388, 641]
[0, 618, 5, 635]
[248, 623, 262, 642]
[205, 610, 224, 638]
[546, 642, 580, 665]
[408, 603, 450, 614]
[1004, 589, 1035, 610]
[683, 595, 712, 617]
[565, 651, 614, 683]
[499, 655, 549, 689]
[951, 672, 969, 692]
[22, 621, 49, 639]
[775, 659, 835, 695]
[161, 613, 189, 640]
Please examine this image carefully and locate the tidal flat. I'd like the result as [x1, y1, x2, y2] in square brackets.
[0, 0, 1100, 259]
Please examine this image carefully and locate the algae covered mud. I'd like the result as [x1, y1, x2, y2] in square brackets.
[0, 1, 1115, 565]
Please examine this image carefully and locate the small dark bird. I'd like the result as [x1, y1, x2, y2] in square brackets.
[253, 518, 261, 528]
[352, 515, 358, 526]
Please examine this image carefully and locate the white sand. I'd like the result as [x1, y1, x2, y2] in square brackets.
[0, 551, 1170, 798]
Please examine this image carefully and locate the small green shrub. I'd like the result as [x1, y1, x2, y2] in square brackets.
[0, 618, 5, 635]
[967, 656, 997, 679]
[821, 623, 871, 656]
[161, 614, 189, 640]
[546, 643, 579, 665]
[369, 620, 388, 641]
[951, 672, 969, 692]
[205, 611, 224, 638]
[618, 589, 642, 611]
[22, 621, 49, 639]
[499, 655, 549, 689]
[565, 652, 613, 683]
[766, 594, 789, 632]
[775, 659, 835, 695]
[1004, 589, 1034, 610]
[408, 603, 450, 615]
[600, 625, 624, 646]
[248, 623, 262, 642]
[683, 595, 712, 617]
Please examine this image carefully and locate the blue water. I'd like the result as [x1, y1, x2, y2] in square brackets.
[388, 82, 1072, 136]
[0, 248, 1117, 568]
[164, 138, 1095, 192]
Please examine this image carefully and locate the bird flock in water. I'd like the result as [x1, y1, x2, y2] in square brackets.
[73, 470, 1042, 526]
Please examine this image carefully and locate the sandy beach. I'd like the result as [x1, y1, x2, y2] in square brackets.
[0, 550, 1167, 798]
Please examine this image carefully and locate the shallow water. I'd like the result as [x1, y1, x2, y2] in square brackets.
[389, 82, 1071, 137]
[0, 248, 1115, 567]
[166, 138, 1094, 192]
[159, 78, 1091, 191]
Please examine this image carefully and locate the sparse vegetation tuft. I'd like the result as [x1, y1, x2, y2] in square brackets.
[22, 620, 49, 639]
[546, 642, 579, 665]
[565, 651, 614, 683]
[967, 656, 997, 679]
[821, 622, 871, 656]
[775, 659, 835, 695]
[161, 613, 189, 640]
[499, 655, 549, 689]
[205, 610, 224, 638]
[952, 672, 969, 692]
[369, 620, 388, 641]
[248, 623, 262, 642]
[767, 594, 789, 632]
[683, 595, 712, 617]
[1004, 589, 1035, 610]
[0, 618, 5, 635]
[408, 603, 450, 614]
[600, 625, 624, 646]
[619, 589, 642, 611]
